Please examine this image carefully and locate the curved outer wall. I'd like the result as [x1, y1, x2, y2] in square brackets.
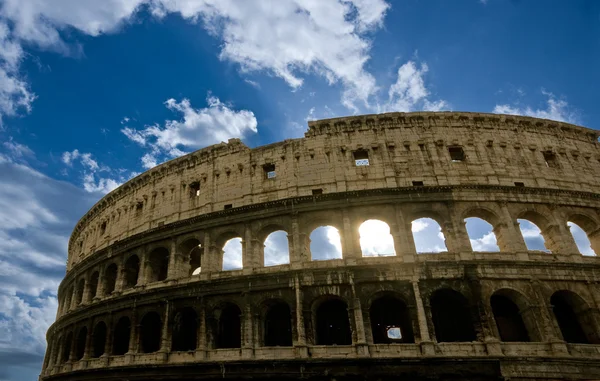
[41, 112, 600, 381]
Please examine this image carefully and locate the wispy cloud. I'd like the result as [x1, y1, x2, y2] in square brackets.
[493, 90, 580, 124]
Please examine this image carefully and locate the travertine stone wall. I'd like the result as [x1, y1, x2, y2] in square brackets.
[42, 112, 600, 381]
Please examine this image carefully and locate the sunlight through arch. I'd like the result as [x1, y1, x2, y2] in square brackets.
[465, 217, 499, 252]
[517, 219, 549, 252]
[411, 218, 447, 253]
[568, 222, 597, 256]
[359, 219, 396, 257]
[264, 230, 290, 266]
[310, 226, 343, 260]
[222, 237, 243, 270]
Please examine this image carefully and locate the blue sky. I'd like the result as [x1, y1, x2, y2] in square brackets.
[0, 1, 598, 380]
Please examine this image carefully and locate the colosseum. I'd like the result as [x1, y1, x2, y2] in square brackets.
[40, 111, 600, 381]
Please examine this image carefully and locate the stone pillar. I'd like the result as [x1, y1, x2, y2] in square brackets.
[251, 238, 262, 270]
[69, 288, 77, 311]
[242, 301, 254, 359]
[242, 224, 255, 271]
[349, 276, 368, 356]
[530, 280, 569, 354]
[412, 281, 435, 355]
[137, 250, 147, 287]
[167, 239, 180, 280]
[95, 268, 106, 299]
[82, 277, 92, 305]
[444, 203, 472, 254]
[294, 276, 308, 357]
[128, 311, 138, 354]
[497, 203, 528, 252]
[289, 214, 302, 264]
[83, 322, 93, 360]
[196, 301, 207, 359]
[104, 316, 113, 356]
[342, 209, 360, 260]
[160, 303, 171, 355]
[548, 208, 580, 254]
[393, 206, 417, 261]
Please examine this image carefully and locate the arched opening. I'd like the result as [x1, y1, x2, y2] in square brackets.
[179, 238, 202, 275]
[63, 286, 72, 312]
[411, 218, 447, 253]
[310, 226, 343, 260]
[359, 219, 396, 257]
[551, 291, 593, 344]
[222, 237, 243, 271]
[264, 301, 292, 346]
[75, 326, 87, 360]
[491, 294, 529, 342]
[518, 219, 550, 252]
[264, 230, 290, 266]
[430, 288, 476, 342]
[112, 317, 131, 355]
[89, 271, 99, 299]
[92, 321, 107, 358]
[315, 298, 352, 345]
[62, 332, 73, 363]
[147, 247, 169, 282]
[216, 303, 242, 349]
[465, 217, 500, 252]
[75, 279, 85, 305]
[370, 295, 414, 343]
[172, 307, 198, 351]
[123, 255, 140, 289]
[104, 263, 118, 295]
[568, 222, 597, 256]
[140, 311, 162, 353]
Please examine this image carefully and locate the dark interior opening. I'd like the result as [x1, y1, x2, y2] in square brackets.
[217, 304, 242, 349]
[264, 302, 293, 346]
[140, 312, 162, 353]
[180, 239, 202, 276]
[551, 291, 589, 344]
[316, 299, 352, 345]
[147, 248, 169, 282]
[89, 272, 99, 299]
[100, 221, 107, 235]
[353, 150, 369, 160]
[172, 308, 198, 351]
[123, 255, 140, 289]
[75, 327, 87, 360]
[312, 188, 323, 195]
[263, 163, 276, 179]
[431, 288, 476, 342]
[543, 151, 559, 168]
[370, 296, 414, 344]
[448, 146, 465, 161]
[62, 332, 73, 363]
[92, 321, 107, 358]
[189, 181, 200, 197]
[75, 278, 85, 305]
[224, 204, 233, 210]
[112, 317, 131, 355]
[514, 182, 525, 187]
[412, 181, 424, 186]
[104, 264, 118, 295]
[491, 294, 530, 342]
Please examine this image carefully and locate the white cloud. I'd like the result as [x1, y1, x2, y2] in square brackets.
[381, 61, 449, 113]
[122, 95, 258, 168]
[359, 219, 395, 256]
[2, 138, 34, 159]
[411, 218, 447, 253]
[222, 237, 243, 270]
[568, 222, 596, 256]
[411, 219, 429, 233]
[264, 230, 290, 266]
[470, 232, 500, 252]
[61, 149, 126, 194]
[493, 90, 579, 124]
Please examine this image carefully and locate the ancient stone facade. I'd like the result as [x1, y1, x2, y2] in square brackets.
[41, 112, 600, 380]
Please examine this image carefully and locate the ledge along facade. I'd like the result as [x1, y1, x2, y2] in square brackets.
[41, 111, 600, 381]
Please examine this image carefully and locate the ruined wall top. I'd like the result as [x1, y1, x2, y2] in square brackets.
[66, 111, 600, 270]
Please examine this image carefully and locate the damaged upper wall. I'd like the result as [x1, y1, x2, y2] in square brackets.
[66, 112, 600, 271]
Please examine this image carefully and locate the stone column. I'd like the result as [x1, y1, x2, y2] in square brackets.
[294, 276, 308, 357]
[342, 209, 360, 260]
[394, 206, 417, 261]
[444, 203, 472, 254]
[242, 224, 255, 272]
[137, 250, 147, 287]
[196, 301, 207, 360]
[412, 281, 435, 355]
[349, 276, 368, 356]
[548, 208, 580, 254]
[95, 268, 106, 299]
[83, 322, 93, 360]
[497, 203, 528, 253]
[82, 277, 92, 305]
[530, 280, 568, 354]
[242, 301, 254, 359]
[289, 214, 302, 264]
[128, 311, 138, 354]
[104, 316, 113, 356]
[167, 239, 180, 280]
[160, 303, 171, 357]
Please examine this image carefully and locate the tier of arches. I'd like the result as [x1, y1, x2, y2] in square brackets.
[58, 203, 600, 317]
[47, 285, 600, 371]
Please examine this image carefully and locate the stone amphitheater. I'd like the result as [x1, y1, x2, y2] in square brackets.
[40, 112, 600, 381]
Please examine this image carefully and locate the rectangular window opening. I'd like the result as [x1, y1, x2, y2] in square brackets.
[189, 181, 200, 197]
[353, 149, 369, 166]
[224, 204, 233, 210]
[312, 188, 323, 195]
[514, 182, 525, 187]
[100, 222, 107, 236]
[263, 163, 276, 179]
[542, 151, 559, 168]
[412, 181, 424, 186]
[448, 146, 465, 162]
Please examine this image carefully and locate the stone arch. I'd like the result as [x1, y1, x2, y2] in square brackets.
[410, 215, 448, 253]
[260, 225, 290, 266]
[147, 247, 169, 282]
[567, 213, 600, 256]
[91, 321, 107, 358]
[551, 290, 599, 344]
[310, 225, 343, 261]
[178, 237, 203, 276]
[172, 307, 198, 351]
[75, 278, 85, 305]
[112, 316, 131, 355]
[214, 302, 242, 349]
[139, 311, 162, 353]
[262, 299, 293, 347]
[123, 254, 140, 289]
[103, 263, 118, 295]
[89, 271, 99, 299]
[516, 210, 553, 252]
[62, 331, 73, 363]
[369, 293, 414, 343]
[75, 326, 87, 360]
[313, 296, 352, 345]
[430, 288, 476, 342]
[358, 219, 396, 257]
[490, 289, 532, 342]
